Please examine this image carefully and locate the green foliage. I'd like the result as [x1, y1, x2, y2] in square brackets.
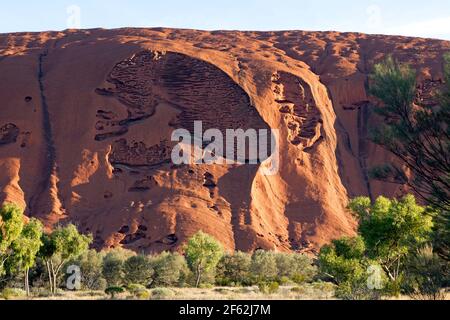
[151, 287, 175, 300]
[404, 246, 448, 300]
[251, 250, 277, 283]
[127, 283, 150, 300]
[123, 255, 153, 286]
[39, 224, 92, 294]
[9, 219, 43, 272]
[369, 56, 416, 115]
[185, 231, 224, 287]
[1, 287, 26, 300]
[102, 248, 135, 287]
[275, 253, 317, 284]
[135, 288, 151, 300]
[126, 283, 145, 293]
[50, 224, 92, 262]
[8, 218, 43, 295]
[319, 195, 444, 299]
[216, 251, 252, 286]
[318, 236, 387, 300]
[334, 277, 383, 301]
[258, 282, 279, 295]
[150, 252, 189, 287]
[319, 237, 367, 284]
[369, 56, 450, 260]
[102, 256, 123, 287]
[434, 209, 450, 261]
[369, 164, 407, 184]
[105, 286, 124, 299]
[349, 195, 433, 281]
[67, 249, 106, 290]
[290, 286, 306, 294]
[0, 204, 24, 276]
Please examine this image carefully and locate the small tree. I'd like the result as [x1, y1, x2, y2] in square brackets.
[123, 255, 153, 286]
[102, 248, 135, 287]
[318, 237, 385, 300]
[39, 224, 92, 294]
[349, 195, 434, 282]
[0, 204, 24, 276]
[67, 249, 106, 290]
[404, 246, 448, 300]
[105, 286, 124, 299]
[275, 253, 317, 284]
[10, 219, 43, 295]
[250, 250, 278, 283]
[150, 252, 190, 287]
[185, 231, 223, 287]
[216, 251, 252, 286]
[369, 56, 450, 259]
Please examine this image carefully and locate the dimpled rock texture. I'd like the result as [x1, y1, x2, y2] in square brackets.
[0, 28, 448, 253]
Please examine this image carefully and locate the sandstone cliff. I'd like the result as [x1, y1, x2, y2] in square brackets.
[0, 28, 448, 253]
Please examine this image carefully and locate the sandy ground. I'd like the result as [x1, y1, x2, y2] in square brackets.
[2, 285, 449, 301]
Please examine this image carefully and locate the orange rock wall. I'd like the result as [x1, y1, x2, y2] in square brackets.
[0, 28, 448, 253]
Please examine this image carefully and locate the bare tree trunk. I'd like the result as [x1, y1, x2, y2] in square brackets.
[195, 265, 202, 288]
[24, 269, 27, 295]
[46, 260, 53, 294]
[52, 261, 66, 294]
[50, 260, 57, 294]
[25, 268, 30, 296]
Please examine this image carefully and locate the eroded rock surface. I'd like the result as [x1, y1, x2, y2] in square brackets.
[0, 28, 448, 253]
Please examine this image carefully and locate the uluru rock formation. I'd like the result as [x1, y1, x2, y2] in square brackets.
[0, 28, 449, 254]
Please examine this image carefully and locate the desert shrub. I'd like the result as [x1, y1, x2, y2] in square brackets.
[135, 289, 151, 300]
[102, 256, 123, 287]
[150, 252, 190, 287]
[127, 283, 150, 300]
[311, 281, 336, 292]
[278, 276, 291, 285]
[151, 288, 175, 300]
[216, 251, 252, 286]
[123, 255, 153, 286]
[290, 286, 307, 294]
[258, 282, 279, 295]
[105, 286, 125, 299]
[66, 249, 105, 290]
[404, 246, 449, 300]
[251, 250, 277, 283]
[334, 277, 383, 300]
[31, 287, 52, 298]
[214, 288, 232, 294]
[94, 277, 108, 291]
[127, 283, 145, 293]
[318, 237, 386, 300]
[0, 271, 23, 291]
[319, 237, 366, 283]
[274, 253, 317, 283]
[237, 287, 255, 294]
[27, 258, 49, 289]
[1, 287, 26, 300]
[102, 248, 135, 287]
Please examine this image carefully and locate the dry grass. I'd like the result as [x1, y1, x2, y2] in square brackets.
[2, 285, 448, 301]
[1, 284, 335, 301]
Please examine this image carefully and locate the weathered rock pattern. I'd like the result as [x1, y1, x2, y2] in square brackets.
[0, 28, 449, 254]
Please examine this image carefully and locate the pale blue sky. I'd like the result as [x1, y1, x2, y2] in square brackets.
[1, 0, 450, 40]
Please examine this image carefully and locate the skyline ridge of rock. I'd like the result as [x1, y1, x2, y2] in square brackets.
[0, 28, 448, 253]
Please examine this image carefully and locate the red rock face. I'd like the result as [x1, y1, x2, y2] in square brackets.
[0, 28, 448, 253]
